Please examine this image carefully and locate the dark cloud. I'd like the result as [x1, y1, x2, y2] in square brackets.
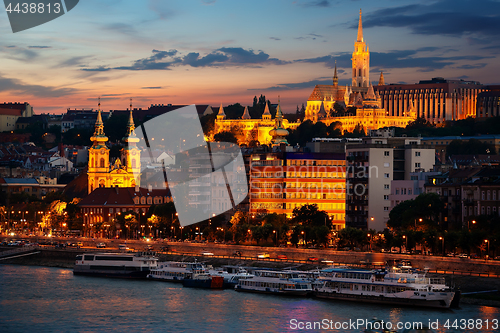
[115, 49, 179, 70]
[81, 66, 111, 72]
[58, 56, 89, 68]
[295, 33, 325, 41]
[297, 48, 493, 71]
[141, 86, 163, 89]
[28, 46, 51, 49]
[201, 0, 216, 4]
[85, 47, 289, 71]
[455, 63, 488, 70]
[0, 73, 76, 97]
[300, 0, 331, 7]
[361, 0, 500, 37]
[250, 77, 352, 91]
[148, 1, 176, 20]
[269, 37, 281, 41]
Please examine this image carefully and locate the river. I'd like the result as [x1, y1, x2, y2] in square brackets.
[0, 265, 498, 332]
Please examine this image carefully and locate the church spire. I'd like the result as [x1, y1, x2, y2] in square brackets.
[93, 97, 105, 137]
[333, 60, 338, 87]
[217, 102, 226, 120]
[378, 71, 385, 86]
[357, 9, 363, 42]
[90, 97, 108, 149]
[125, 98, 136, 138]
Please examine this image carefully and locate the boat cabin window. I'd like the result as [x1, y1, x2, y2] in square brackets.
[84, 255, 95, 261]
[76, 255, 83, 261]
[95, 256, 134, 261]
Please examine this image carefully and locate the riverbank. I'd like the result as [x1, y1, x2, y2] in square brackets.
[2, 247, 500, 307]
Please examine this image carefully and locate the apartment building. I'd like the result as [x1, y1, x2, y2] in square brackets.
[249, 152, 346, 230]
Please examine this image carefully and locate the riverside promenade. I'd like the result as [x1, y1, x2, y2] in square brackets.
[2, 236, 500, 277]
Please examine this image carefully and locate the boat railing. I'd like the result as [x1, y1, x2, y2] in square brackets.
[384, 276, 446, 285]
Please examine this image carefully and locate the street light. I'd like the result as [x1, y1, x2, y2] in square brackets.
[367, 233, 372, 251]
[402, 235, 407, 253]
[484, 239, 489, 259]
[301, 230, 305, 247]
[439, 236, 444, 256]
[273, 230, 278, 246]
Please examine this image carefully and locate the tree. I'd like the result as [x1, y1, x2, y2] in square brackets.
[446, 138, 496, 159]
[213, 131, 238, 144]
[337, 227, 364, 249]
[387, 193, 444, 231]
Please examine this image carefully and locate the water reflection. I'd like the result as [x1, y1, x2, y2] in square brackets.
[1, 265, 499, 333]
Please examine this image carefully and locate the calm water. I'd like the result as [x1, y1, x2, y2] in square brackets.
[0, 265, 499, 333]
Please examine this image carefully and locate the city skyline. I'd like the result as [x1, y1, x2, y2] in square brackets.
[0, 0, 499, 114]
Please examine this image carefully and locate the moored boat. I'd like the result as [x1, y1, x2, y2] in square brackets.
[148, 261, 207, 282]
[182, 273, 224, 289]
[315, 267, 456, 309]
[73, 252, 158, 279]
[235, 270, 312, 296]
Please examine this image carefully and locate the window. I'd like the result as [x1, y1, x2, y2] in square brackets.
[384, 173, 390, 178]
[384, 207, 389, 211]
[487, 190, 491, 201]
[395, 189, 399, 195]
[494, 191, 497, 201]
[415, 163, 421, 168]
[482, 191, 485, 200]
[384, 184, 390, 190]
[408, 189, 412, 195]
[481, 206, 485, 215]
[384, 151, 390, 156]
[384, 195, 389, 200]
[415, 151, 421, 157]
[100, 158, 105, 168]
[384, 162, 390, 168]
[487, 206, 491, 215]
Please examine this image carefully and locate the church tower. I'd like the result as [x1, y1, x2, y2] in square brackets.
[269, 99, 289, 147]
[120, 99, 141, 187]
[352, 9, 370, 88]
[88, 98, 110, 194]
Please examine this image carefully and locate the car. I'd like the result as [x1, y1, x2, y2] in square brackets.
[76, 242, 83, 247]
[96, 243, 106, 248]
[233, 251, 242, 257]
[201, 251, 214, 256]
[277, 254, 287, 260]
[307, 257, 319, 262]
[458, 253, 469, 258]
[257, 253, 270, 259]
[144, 245, 153, 251]
[320, 258, 334, 264]
[446, 253, 455, 257]
[118, 244, 129, 251]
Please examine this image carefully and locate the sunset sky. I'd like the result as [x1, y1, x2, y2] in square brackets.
[1, 0, 499, 114]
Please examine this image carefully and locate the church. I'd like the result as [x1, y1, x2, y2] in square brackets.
[214, 9, 417, 145]
[87, 101, 141, 194]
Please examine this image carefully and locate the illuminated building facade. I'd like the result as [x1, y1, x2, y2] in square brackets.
[249, 152, 347, 230]
[87, 101, 141, 194]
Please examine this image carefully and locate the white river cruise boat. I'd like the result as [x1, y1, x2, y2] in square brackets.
[235, 270, 312, 296]
[315, 267, 456, 309]
[148, 261, 207, 282]
[73, 252, 158, 278]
